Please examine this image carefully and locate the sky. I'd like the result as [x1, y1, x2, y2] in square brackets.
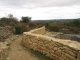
[0, 0, 80, 20]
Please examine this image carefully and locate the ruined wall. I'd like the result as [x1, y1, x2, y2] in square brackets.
[29, 26, 45, 34]
[22, 27, 80, 60]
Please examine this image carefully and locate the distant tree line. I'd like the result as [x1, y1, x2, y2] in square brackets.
[1, 14, 80, 34]
[44, 19, 80, 34]
[0, 14, 43, 34]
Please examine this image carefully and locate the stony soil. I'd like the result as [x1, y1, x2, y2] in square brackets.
[0, 35, 39, 60]
[0, 26, 13, 42]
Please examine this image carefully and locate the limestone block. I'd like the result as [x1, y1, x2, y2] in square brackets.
[53, 47, 58, 51]
[54, 51, 61, 57]
[65, 53, 75, 60]
[77, 51, 80, 59]
[63, 47, 77, 57]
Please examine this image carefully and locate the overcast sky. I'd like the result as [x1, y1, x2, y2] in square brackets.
[0, 0, 80, 20]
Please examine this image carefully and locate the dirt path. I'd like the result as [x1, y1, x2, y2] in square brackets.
[7, 35, 39, 60]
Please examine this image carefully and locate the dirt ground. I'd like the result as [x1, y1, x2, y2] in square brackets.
[0, 35, 39, 60]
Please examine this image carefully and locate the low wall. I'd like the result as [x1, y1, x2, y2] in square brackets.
[29, 26, 45, 34]
[22, 27, 80, 60]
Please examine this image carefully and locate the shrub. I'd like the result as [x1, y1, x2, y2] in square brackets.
[29, 22, 36, 29]
[69, 26, 79, 33]
[48, 23, 62, 32]
[15, 24, 23, 34]
[29, 22, 43, 29]
[15, 23, 30, 34]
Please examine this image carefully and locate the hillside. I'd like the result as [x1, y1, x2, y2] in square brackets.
[32, 18, 80, 23]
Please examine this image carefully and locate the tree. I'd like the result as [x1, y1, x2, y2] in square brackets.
[21, 16, 31, 23]
[8, 14, 13, 18]
[0, 14, 18, 26]
[0, 17, 8, 21]
[73, 20, 80, 27]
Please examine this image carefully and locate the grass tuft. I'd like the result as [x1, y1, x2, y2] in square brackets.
[29, 49, 53, 60]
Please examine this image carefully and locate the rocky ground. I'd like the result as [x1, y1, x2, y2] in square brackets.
[0, 35, 39, 60]
[0, 31, 80, 60]
[0, 26, 13, 42]
[0, 35, 52, 60]
[45, 31, 80, 42]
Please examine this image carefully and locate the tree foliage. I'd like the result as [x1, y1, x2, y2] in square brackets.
[21, 16, 31, 23]
[8, 14, 13, 18]
[73, 20, 80, 27]
[48, 23, 62, 32]
[15, 23, 30, 34]
[0, 14, 18, 26]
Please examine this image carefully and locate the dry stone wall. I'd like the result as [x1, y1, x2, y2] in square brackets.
[22, 27, 80, 60]
[29, 26, 45, 34]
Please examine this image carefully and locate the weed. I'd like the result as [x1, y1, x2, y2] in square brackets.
[6, 43, 11, 46]
[29, 49, 53, 60]
[6, 43, 11, 50]
[11, 38, 16, 42]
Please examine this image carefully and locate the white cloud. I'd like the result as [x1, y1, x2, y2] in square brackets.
[0, 0, 80, 20]
[0, 0, 80, 8]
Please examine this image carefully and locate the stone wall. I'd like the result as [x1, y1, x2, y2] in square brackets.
[29, 26, 45, 34]
[22, 27, 80, 60]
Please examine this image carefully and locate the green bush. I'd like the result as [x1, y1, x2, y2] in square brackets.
[48, 23, 62, 32]
[15, 23, 30, 34]
[15, 24, 23, 34]
[69, 26, 79, 33]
